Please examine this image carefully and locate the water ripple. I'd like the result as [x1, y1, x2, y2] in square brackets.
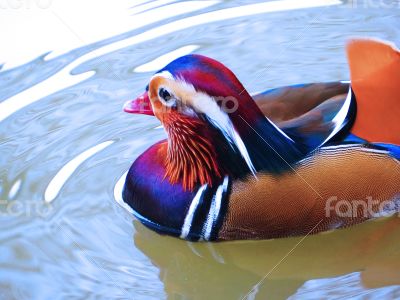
[1, 1, 399, 299]
[0, 0, 340, 123]
[44, 140, 114, 203]
[134, 45, 199, 73]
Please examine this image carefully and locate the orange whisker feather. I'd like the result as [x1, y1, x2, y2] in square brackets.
[163, 112, 225, 190]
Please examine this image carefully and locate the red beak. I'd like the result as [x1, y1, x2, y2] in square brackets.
[123, 91, 154, 116]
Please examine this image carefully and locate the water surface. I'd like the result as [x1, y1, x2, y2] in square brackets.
[1, 0, 400, 299]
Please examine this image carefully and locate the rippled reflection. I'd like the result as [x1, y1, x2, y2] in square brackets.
[133, 215, 400, 299]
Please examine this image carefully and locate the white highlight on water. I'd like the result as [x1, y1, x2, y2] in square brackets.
[1, 1, 218, 69]
[44, 140, 114, 203]
[0, 0, 341, 123]
[134, 45, 200, 73]
[8, 178, 22, 199]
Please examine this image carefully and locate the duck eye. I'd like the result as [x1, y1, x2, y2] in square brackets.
[159, 88, 172, 102]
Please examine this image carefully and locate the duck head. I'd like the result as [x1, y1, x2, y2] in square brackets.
[124, 54, 303, 190]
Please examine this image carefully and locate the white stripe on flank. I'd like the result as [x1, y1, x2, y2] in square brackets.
[203, 176, 229, 241]
[180, 184, 208, 239]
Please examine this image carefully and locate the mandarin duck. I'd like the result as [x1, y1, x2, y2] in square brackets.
[121, 38, 400, 241]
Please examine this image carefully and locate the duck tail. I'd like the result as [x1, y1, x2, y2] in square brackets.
[346, 38, 400, 145]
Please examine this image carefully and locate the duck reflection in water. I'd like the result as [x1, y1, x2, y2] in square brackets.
[133, 215, 400, 299]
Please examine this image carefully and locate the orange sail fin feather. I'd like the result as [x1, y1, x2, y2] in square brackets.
[163, 111, 250, 191]
[347, 38, 400, 145]
[163, 112, 222, 191]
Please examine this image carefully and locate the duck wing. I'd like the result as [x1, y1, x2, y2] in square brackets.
[253, 81, 349, 123]
[253, 82, 353, 149]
